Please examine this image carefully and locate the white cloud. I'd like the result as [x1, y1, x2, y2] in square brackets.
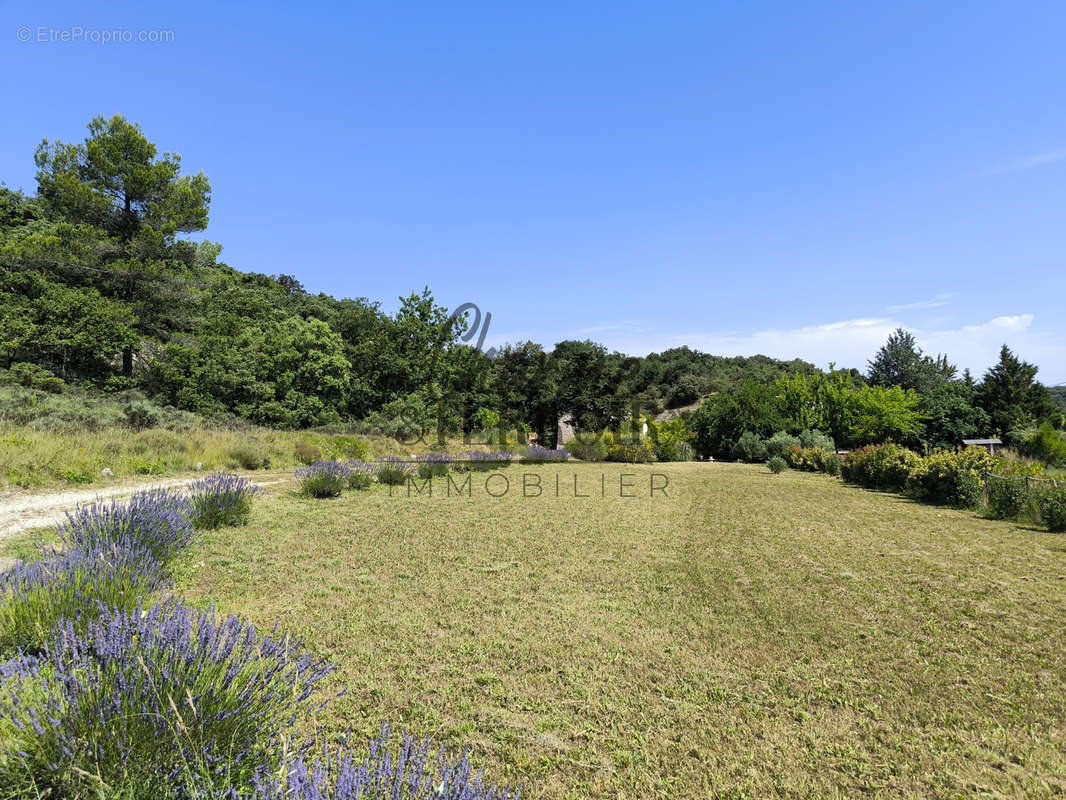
[980, 147, 1066, 176]
[598, 313, 1066, 384]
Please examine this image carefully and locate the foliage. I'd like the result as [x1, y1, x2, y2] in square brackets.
[731, 431, 767, 463]
[187, 472, 259, 528]
[295, 440, 322, 465]
[375, 456, 413, 486]
[917, 381, 991, 450]
[457, 451, 514, 471]
[786, 446, 837, 473]
[0, 540, 165, 657]
[975, 345, 1062, 434]
[296, 460, 352, 498]
[904, 447, 995, 509]
[1038, 487, 1066, 532]
[565, 433, 608, 462]
[1022, 422, 1066, 467]
[605, 437, 657, 464]
[4, 600, 334, 797]
[520, 446, 570, 463]
[798, 429, 835, 452]
[767, 456, 788, 474]
[866, 328, 955, 392]
[690, 382, 783, 459]
[247, 724, 520, 800]
[416, 453, 453, 478]
[764, 431, 801, 459]
[7, 362, 64, 392]
[345, 460, 376, 490]
[841, 443, 922, 492]
[984, 475, 1032, 520]
[57, 487, 195, 567]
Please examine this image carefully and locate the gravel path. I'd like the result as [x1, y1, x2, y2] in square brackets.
[0, 471, 291, 542]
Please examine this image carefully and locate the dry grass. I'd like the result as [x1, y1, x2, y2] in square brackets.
[163, 462, 1066, 797]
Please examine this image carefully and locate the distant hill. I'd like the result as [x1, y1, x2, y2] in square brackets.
[1050, 385, 1066, 413]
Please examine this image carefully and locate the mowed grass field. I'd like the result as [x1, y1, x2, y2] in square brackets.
[169, 462, 1066, 799]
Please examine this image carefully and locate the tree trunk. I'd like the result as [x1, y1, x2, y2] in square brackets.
[122, 346, 133, 376]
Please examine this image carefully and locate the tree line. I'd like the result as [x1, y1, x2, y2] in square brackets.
[1, 115, 1063, 449]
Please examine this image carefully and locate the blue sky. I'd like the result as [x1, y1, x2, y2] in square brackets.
[2, 1, 1064, 383]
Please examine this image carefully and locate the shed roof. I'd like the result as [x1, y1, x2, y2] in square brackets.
[962, 438, 1002, 445]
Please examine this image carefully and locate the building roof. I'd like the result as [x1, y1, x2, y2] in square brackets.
[962, 438, 1002, 445]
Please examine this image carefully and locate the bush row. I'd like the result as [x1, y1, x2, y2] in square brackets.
[841, 444, 1066, 532]
[0, 480, 517, 797]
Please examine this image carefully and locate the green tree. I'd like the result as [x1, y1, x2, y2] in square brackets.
[35, 114, 210, 374]
[975, 345, 1059, 434]
[867, 328, 955, 392]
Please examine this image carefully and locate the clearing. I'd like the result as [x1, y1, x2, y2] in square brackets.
[7, 462, 1066, 798]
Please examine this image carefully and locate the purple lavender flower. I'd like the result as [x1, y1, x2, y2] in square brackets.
[3, 599, 335, 795]
[56, 487, 195, 567]
[296, 460, 352, 498]
[519, 446, 569, 464]
[244, 723, 522, 800]
[188, 472, 259, 529]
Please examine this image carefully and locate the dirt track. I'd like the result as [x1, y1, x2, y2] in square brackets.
[0, 471, 291, 541]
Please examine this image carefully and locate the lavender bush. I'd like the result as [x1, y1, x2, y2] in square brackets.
[0, 540, 167, 656]
[56, 487, 195, 568]
[375, 456, 413, 487]
[345, 460, 376, 490]
[416, 453, 453, 479]
[296, 461, 352, 498]
[4, 599, 335, 797]
[241, 723, 521, 800]
[188, 472, 260, 529]
[518, 446, 569, 464]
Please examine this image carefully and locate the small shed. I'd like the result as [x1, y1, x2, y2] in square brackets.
[962, 438, 1002, 454]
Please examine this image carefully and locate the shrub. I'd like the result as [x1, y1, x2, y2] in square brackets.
[841, 443, 922, 492]
[606, 438, 657, 463]
[731, 431, 767, 462]
[8, 362, 64, 392]
[1039, 487, 1066, 532]
[984, 475, 1032, 520]
[5, 600, 334, 797]
[123, 401, 160, 430]
[566, 434, 607, 462]
[1025, 422, 1066, 467]
[458, 451, 514, 471]
[520, 446, 570, 463]
[416, 453, 453, 478]
[375, 456, 413, 486]
[768, 456, 788, 474]
[764, 432, 801, 460]
[799, 429, 835, 452]
[905, 447, 995, 509]
[346, 460, 376, 490]
[188, 472, 259, 528]
[824, 454, 842, 476]
[296, 460, 351, 498]
[229, 444, 272, 470]
[56, 488, 196, 567]
[0, 541, 166, 657]
[654, 439, 694, 462]
[249, 723, 521, 800]
[62, 468, 92, 484]
[294, 441, 322, 465]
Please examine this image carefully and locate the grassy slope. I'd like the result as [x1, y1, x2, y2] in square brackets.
[166, 462, 1066, 799]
